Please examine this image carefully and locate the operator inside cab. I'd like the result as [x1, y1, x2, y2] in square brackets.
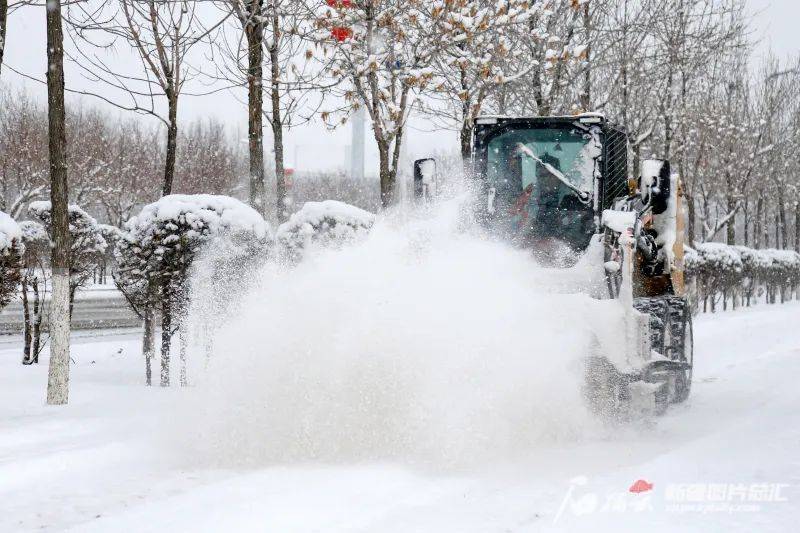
[487, 131, 595, 266]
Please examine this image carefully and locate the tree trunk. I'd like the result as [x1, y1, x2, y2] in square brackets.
[795, 204, 799, 253]
[246, 0, 266, 216]
[160, 291, 171, 387]
[685, 191, 696, 245]
[775, 213, 780, 250]
[662, 74, 674, 159]
[777, 190, 788, 249]
[68, 283, 77, 319]
[0, 0, 7, 76]
[378, 141, 393, 208]
[162, 94, 178, 196]
[497, 84, 507, 115]
[32, 279, 42, 363]
[631, 143, 641, 185]
[143, 303, 154, 386]
[458, 62, 472, 171]
[460, 119, 472, 174]
[725, 172, 735, 245]
[45, 0, 71, 406]
[22, 277, 32, 364]
[579, 2, 591, 111]
[754, 197, 763, 248]
[179, 322, 188, 387]
[270, 15, 287, 222]
[743, 198, 749, 247]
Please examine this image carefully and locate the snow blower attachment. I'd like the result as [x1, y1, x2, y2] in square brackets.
[415, 114, 693, 416]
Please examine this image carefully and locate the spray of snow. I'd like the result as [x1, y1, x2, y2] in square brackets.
[174, 197, 625, 469]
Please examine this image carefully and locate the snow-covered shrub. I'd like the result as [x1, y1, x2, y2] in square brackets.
[116, 194, 271, 386]
[731, 246, 772, 304]
[28, 201, 107, 304]
[686, 241, 800, 310]
[0, 211, 24, 309]
[683, 245, 700, 276]
[732, 245, 771, 279]
[692, 243, 743, 312]
[760, 249, 800, 303]
[276, 200, 375, 261]
[19, 221, 49, 364]
[117, 195, 271, 302]
[695, 242, 743, 273]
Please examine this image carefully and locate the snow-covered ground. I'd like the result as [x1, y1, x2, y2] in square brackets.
[2, 301, 798, 532]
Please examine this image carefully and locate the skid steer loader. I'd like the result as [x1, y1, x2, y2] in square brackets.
[414, 113, 693, 416]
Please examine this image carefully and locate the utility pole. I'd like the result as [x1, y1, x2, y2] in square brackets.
[45, 0, 71, 405]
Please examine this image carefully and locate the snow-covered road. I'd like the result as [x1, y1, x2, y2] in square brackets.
[2, 302, 799, 532]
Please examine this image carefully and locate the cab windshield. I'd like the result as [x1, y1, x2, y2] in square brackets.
[485, 126, 599, 258]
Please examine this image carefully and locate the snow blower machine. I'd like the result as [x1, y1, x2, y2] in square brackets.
[414, 113, 693, 416]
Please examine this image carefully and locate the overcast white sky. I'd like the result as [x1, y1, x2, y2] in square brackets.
[2, 0, 798, 176]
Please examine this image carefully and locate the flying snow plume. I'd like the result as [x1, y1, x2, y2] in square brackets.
[176, 198, 623, 468]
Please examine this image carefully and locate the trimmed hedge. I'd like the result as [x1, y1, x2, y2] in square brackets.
[685, 243, 800, 312]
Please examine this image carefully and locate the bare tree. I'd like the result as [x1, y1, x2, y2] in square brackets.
[215, 0, 323, 220]
[226, 0, 267, 214]
[45, 0, 71, 406]
[0, 90, 49, 217]
[174, 118, 243, 194]
[66, 0, 227, 195]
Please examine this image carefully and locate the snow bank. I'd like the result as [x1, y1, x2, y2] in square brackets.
[176, 197, 625, 469]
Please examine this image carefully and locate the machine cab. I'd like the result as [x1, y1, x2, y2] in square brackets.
[471, 114, 629, 265]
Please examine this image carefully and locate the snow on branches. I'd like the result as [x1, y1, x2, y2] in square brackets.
[428, 0, 589, 140]
[0, 211, 23, 309]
